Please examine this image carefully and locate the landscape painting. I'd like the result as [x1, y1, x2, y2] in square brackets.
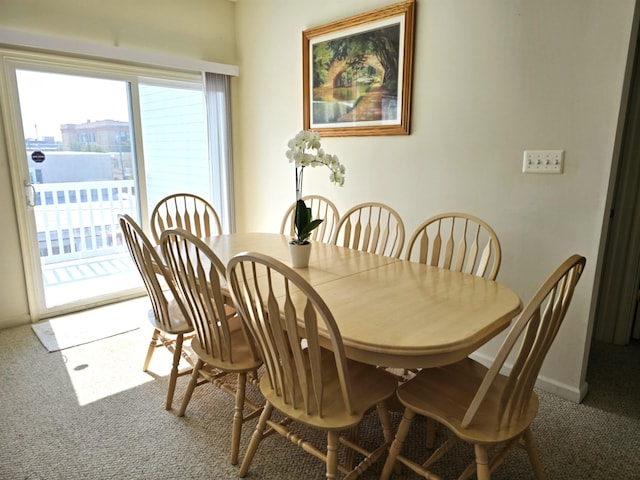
[303, 0, 415, 137]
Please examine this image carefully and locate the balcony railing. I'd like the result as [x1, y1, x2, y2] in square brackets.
[33, 180, 137, 265]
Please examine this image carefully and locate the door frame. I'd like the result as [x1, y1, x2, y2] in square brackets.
[592, 0, 640, 345]
[0, 49, 202, 320]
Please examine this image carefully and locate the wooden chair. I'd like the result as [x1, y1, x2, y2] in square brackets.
[280, 194, 339, 244]
[119, 214, 194, 411]
[150, 193, 222, 243]
[227, 252, 399, 479]
[404, 213, 502, 442]
[152, 192, 234, 305]
[405, 212, 501, 280]
[160, 228, 263, 465]
[331, 202, 405, 258]
[380, 254, 586, 480]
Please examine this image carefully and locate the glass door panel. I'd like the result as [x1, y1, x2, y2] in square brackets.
[15, 69, 142, 311]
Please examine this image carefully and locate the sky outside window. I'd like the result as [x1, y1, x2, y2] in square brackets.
[16, 70, 129, 141]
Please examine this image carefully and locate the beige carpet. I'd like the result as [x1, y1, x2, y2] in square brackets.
[31, 297, 148, 352]
[2, 309, 637, 479]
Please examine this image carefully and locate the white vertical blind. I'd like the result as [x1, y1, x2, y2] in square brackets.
[205, 72, 236, 233]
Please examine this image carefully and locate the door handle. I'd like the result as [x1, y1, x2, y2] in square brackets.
[24, 180, 36, 207]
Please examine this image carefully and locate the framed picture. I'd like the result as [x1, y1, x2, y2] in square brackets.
[303, 0, 415, 137]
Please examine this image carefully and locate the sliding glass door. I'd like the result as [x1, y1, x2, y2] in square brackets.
[14, 69, 141, 312]
[3, 57, 220, 319]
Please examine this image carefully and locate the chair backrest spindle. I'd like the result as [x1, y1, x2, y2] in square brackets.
[331, 202, 405, 258]
[151, 193, 222, 244]
[461, 255, 586, 429]
[161, 228, 258, 365]
[280, 195, 339, 244]
[119, 214, 188, 331]
[228, 252, 356, 417]
[406, 212, 501, 280]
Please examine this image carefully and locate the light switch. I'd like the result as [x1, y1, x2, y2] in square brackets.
[522, 150, 564, 174]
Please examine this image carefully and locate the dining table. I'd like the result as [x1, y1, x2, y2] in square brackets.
[199, 232, 523, 370]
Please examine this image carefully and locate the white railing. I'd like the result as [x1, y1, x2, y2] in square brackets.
[33, 180, 137, 264]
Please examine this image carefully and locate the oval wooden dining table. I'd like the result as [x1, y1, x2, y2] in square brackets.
[200, 232, 522, 370]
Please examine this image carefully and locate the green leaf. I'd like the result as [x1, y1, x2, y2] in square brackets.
[293, 199, 324, 244]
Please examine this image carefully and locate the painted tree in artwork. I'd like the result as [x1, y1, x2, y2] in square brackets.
[312, 42, 334, 88]
[313, 24, 401, 93]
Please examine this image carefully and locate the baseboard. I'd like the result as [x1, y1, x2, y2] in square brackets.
[534, 374, 588, 403]
[0, 313, 32, 330]
[469, 352, 587, 403]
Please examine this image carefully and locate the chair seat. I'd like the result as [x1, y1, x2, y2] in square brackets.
[190, 318, 263, 373]
[260, 348, 398, 430]
[397, 357, 539, 444]
[146, 299, 193, 335]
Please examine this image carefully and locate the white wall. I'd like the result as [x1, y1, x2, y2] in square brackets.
[0, 0, 237, 65]
[233, 0, 636, 401]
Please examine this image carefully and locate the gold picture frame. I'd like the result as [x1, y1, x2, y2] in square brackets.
[303, 0, 415, 137]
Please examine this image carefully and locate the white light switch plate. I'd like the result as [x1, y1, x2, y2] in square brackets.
[522, 150, 564, 174]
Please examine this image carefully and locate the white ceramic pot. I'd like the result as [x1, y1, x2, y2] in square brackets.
[288, 242, 312, 268]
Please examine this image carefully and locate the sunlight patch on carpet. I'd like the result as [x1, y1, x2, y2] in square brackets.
[62, 329, 176, 406]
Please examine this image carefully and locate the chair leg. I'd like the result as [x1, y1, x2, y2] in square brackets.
[239, 402, 273, 478]
[230, 372, 247, 465]
[377, 402, 394, 444]
[523, 427, 546, 479]
[326, 430, 339, 480]
[474, 444, 491, 480]
[426, 418, 437, 448]
[143, 328, 160, 372]
[177, 358, 204, 416]
[344, 425, 358, 471]
[381, 407, 416, 480]
[165, 333, 184, 410]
